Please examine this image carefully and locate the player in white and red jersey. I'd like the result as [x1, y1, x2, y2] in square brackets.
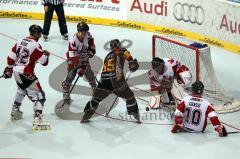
[62, 22, 96, 104]
[148, 57, 192, 106]
[2, 24, 50, 130]
[171, 81, 227, 137]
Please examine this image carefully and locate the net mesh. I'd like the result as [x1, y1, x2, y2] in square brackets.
[153, 35, 240, 113]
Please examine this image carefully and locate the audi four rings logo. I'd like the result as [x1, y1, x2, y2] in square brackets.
[173, 2, 205, 25]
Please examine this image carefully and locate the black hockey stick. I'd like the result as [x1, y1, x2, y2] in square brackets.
[0, 75, 4, 78]
[228, 131, 240, 134]
[61, 76, 80, 107]
[106, 73, 131, 116]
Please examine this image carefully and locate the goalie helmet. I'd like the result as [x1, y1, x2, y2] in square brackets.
[191, 81, 204, 94]
[151, 57, 165, 74]
[29, 24, 43, 35]
[110, 39, 121, 51]
[77, 22, 89, 32]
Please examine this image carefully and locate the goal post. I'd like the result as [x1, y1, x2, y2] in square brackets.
[152, 34, 240, 113]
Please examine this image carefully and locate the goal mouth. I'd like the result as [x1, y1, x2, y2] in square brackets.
[152, 34, 240, 113]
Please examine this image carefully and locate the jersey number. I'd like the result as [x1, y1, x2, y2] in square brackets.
[185, 107, 202, 125]
[103, 59, 115, 72]
[16, 47, 30, 64]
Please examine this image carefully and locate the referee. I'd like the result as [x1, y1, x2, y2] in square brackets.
[42, 0, 68, 41]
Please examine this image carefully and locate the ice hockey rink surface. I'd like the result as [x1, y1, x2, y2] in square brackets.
[0, 18, 240, 159]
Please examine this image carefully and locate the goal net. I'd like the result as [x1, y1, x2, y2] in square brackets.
[152, 34, 240, 113]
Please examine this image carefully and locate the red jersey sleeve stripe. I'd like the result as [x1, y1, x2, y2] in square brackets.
[12, 43, 17, 53]
[7, 56, 15, 65]
[176, 101, 185, 113]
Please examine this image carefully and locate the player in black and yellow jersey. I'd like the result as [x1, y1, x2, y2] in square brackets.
[81, 39, 140, 123]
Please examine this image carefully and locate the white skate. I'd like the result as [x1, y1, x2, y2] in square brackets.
[11, 105, 23, 121]
[32, 115, 51, 131]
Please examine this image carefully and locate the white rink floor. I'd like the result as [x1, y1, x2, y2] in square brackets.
[0, 18, 240, 159]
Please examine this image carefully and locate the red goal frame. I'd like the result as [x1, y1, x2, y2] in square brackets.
[152, 35, 200, 81]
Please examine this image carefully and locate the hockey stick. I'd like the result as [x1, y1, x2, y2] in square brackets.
[0, 75, 4, 78]
[106, 72, 132, 116]
[61, 76, 80, 107]
[228, 131, 240, 134]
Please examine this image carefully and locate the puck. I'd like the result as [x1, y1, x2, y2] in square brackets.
[145, 107, 150, 111]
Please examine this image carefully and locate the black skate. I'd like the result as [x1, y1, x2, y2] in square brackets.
[163, 92, 176, 105]
[129, 111, 141, 124]
[43, 34, 48, 42]
[80, 109, 95, 123]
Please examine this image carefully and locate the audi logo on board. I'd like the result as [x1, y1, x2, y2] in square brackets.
[173, 2, 205, 25]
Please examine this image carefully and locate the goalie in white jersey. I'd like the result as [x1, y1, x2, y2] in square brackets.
[2, 24, 50, 130]
[172, 81, 227, 137]
[62, 22, 96, 104]
[148, 57, 192, 108]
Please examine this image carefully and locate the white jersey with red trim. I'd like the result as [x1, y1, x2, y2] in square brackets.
[148, 58, 179, 92]
[175, 95, 220, 132]
[7, 37, 48, 75]
[66, 32, 93, 60]
[148, 58, 191, 92]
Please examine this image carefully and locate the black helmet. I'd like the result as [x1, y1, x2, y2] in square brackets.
[151, 57, 164, 69]
[191, 81, 204, 94]
[29, 24, 42, 35]
[110, 39, 121, 51]
[77, 22, 89, 32]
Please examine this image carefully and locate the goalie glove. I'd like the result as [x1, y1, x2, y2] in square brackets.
[215, 125, 228, 137]
[129, 58, 139, 72]
[3, 66, 13, 79]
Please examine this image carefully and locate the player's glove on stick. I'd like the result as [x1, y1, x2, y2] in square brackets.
[171, 116, 183, 133]
[215, 125, 228, 137]
[87, 46, 96, 58]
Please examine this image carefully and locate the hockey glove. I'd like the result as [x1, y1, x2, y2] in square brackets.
[215, 125, 228, 137]
[87, 47, 96, 58]
[171, 124, 182, 133]
[129, 58, 139, 72]
[43, 50, 50, 56]
[3, 66, 13, 79]
[171, 115, 183, 133]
